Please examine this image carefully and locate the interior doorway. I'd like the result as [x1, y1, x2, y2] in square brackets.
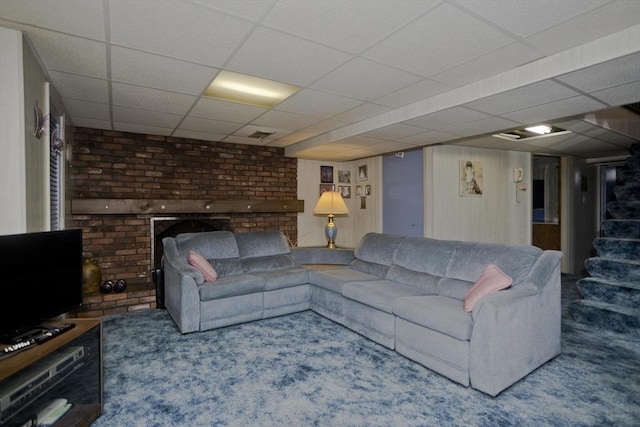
[532, 155, 561, 250]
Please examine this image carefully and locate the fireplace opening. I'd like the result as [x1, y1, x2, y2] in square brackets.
[151, 216, 232, 308]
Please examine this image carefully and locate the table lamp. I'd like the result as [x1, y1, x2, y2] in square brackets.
[313, 191, 349, 248]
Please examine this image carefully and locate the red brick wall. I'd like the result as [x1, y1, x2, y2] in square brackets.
[70, 128, 298, 317]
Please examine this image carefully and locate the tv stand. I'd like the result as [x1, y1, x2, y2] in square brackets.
[0, 318, 102, 427]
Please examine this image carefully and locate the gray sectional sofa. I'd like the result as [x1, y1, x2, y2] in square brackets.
[162, 230, 563, 396]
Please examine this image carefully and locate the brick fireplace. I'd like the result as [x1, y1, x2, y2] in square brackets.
[70, 128, 301, 317]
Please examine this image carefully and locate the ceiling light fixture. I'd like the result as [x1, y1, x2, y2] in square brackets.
[525, 125, 552, 135]
[204, 70, 300, 108]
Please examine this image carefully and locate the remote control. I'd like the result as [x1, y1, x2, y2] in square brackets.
[0, 339, 37, 360]
[34, 323, 76, 344]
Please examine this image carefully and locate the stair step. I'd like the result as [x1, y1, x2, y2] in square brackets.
[607, 201, 640, 219]
[602, 219, 640, 239]
[593, 237, 640, 261]
[576, 277, 640, 308]
[584, 257, 640, 285]
[569, 299, 640, 337]
[614, 184, 640, 201]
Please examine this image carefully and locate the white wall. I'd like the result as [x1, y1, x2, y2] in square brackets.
[424, 145, 532, 245]
[0, 27, 50, 235]
[0, 26, 27, 235]
[297, 157, 382, 248]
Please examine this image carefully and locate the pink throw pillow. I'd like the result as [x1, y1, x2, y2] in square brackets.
[463, 264, 512, 312]
[188, 250, 218, 282]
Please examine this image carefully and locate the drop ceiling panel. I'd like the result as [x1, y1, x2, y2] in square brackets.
[48, 71, 109, 104]
[555, 53, 640, 93]
[524, 1, 640, 55]
[189, 98, 267, 123]
[25, 29, 107, 78]
[110, 47, 217, 95]
[455, 0, 604, 38]
[463, 80, 580, 115]
[361, 123, 431, 141]
[261, 0, 440, 54]
[115, 122, 173, 136]
[173, 129, 229, 142]
[274, 89, 362, 118]
[302, 119, 350, 135]
[0, 0, 105, 40]
[443, 117, 521, 138]
[311, 57, 422, 101]
[363, 3, 514, 77]
[373, 79, 451, 109]
[191, 0, 275, 22]
[226, 27, 352, 87]
[73, 118, 112, 131]
[332, 103, 393, 124]
[397, 131, 458, 146]
[112, 105, 183, 129]
[177, 117, 243, 135]
[109, 0, 253, 67]
[591, 81, 640, 107]
[502, 96, 608, 125]
[63, 99, 110, 121]
[405, 107, 489, 130]
[112, 83, 196, 115]
[430, 42, 543, 88]
[251, 110, 323, 131]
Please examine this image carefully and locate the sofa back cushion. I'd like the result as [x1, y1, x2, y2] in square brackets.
[175, 231, 239, 259]
[351, 233, 405, 278]
[446, 241, 541, 286]
[175, 231, 243, 277]
[235, 231, 291, 259]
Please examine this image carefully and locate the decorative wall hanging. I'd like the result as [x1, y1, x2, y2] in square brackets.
[338, 170, 351, 183]
[358, 165, 368, 181]
[33, 100, 48, 139]
[460, 160, 483, 197]
[320, 165, 334, 183]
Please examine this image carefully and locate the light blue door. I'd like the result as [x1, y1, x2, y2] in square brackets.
[383, 150, 423, 237]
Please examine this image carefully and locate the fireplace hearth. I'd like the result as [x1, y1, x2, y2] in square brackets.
[151, 216, 232, 308]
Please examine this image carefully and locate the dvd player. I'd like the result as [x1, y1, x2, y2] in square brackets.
[0, 346, 84, 423]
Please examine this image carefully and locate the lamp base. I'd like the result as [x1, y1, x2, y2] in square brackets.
[324, 214, 338, 249]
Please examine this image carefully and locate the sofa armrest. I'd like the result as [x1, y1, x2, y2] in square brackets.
[469, 263, 562, 396]
[162, 238, 202, 333]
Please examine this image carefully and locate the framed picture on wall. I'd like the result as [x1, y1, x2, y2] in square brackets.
[338, 170, 351, 183]
[358, 165, 368, 181]
[339, 185, 351, 198]
[460, 160, 483, 197]
[321, 165, 334, 183]
[320, 184, 335, 194]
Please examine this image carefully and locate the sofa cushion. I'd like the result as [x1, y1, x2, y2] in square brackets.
[393, 295, 474, 341]
[199, 274, 264, 301]
[342, 280, 428, 314]
[386, 265, 440, 294]
[446, 241, 541, 286]
[308, 267, 379, 294]
[241, 254, 296, 273]
[436, 278, 474, 301]
[176, 231, 239, 259]
[354, 232, 404, 266]
[209, 258, 243, 277]
[463, 264, 512, 312]
[235, 230, 291, 258]
[251, 267, 310, 291]
[188, 251, 217, 282]
[392, 237, 457, 276]
[349, 259, 390, 278]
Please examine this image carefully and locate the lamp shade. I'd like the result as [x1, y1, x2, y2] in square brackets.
[313, 191, 349, 215]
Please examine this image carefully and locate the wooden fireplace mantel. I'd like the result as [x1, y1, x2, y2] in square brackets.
[71, 198, 305, 215]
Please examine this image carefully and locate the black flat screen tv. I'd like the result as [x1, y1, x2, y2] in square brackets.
[0, 229, 83, 343]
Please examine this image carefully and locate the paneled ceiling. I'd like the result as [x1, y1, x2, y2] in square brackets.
[1, 0, 639, 161]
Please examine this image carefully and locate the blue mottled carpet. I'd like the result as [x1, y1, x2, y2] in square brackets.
[93, 276, 640, 426]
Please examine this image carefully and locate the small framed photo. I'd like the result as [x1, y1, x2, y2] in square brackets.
[365, 185, 371, 196]
[356, 185, 364, 197]
[338, 170, 351, 184]
[339, 185, 351, 199]
[358, 165, 368, 181]
[320, 184, 335, 194]
[360, 197, 367, 209]
[321, 165, 334, 183]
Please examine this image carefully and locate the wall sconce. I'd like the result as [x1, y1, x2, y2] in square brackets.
[313, 191, 349, 248]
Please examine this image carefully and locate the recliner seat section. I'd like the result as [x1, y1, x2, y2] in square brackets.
[162, 230, 562, 396]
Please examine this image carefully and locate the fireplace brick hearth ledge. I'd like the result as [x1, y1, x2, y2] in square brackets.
[72, 198, 305, 215]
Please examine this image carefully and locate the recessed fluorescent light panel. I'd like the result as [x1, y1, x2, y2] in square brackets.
[492, 124, 571, 141]
[204, 70, 300, 108]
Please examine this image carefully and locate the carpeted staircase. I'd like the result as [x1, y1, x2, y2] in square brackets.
[569, 143, 640, 337]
